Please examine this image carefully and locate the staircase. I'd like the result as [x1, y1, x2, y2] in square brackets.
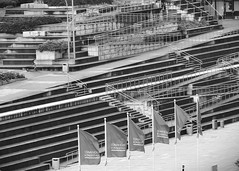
[100, 95, 151, 128]
[170, 45, 203, 71]
[103, 84, 152, 127]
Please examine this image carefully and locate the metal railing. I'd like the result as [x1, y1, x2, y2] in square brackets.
[170, 44, 202, 71]
[66, 74, 90, 97]
[217, 52, 239, 71]
[107, 71, 174, 91]
[194, 84, 239, 96]
[105, 83, 140, 103]
[163, 84, 239, 122]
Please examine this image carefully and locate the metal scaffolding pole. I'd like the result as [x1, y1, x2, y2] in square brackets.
[72, 0, 76, 59]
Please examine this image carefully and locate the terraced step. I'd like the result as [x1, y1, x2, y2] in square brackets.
[2, 58, 35, 65]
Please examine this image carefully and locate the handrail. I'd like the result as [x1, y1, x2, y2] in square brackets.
[105, 83, 140, 103]
[163, 87, 239, 122]
[66, 73, 90, 93]
[193, 83, 239, 90]
[194, 84, 239, 96]
[217, 52, 239, 70]
[170, 44, 203, 64]
[107, 71, 173, 89]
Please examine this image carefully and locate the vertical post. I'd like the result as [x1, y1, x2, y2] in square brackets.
[67, 13, 70, 59]
[195, 94, 200, 171]
[174, 99, 177, 171]
[174, 99, 177, 144]
[72, 0, 76, 59]
[77, 125, 81, 171]
[214, 0, 217, 17]
[127, 113, 131, 160]
[127, 113, 131, 171]
[104, 118, 108, 166]
[152, 104, 155, 171]
[64, 0, 71, 59]
[152, 103, 155, 151]
[196, 94, 200, 138]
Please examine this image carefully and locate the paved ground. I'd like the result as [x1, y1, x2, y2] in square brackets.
[0, 19, 239, 104]
[54, 121, 239, 171]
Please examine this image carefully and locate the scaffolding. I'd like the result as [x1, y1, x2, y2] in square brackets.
[72, 0, 222, 60]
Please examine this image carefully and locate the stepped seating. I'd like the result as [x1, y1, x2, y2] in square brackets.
[151, 70, 237, 114]
[2, 58, 35, 65]
[64, 58, 194, 95]
[184, 40, 239, 55]
[78, 58, 194, 92]
[183, 46, 239, 63]
[18, 163, 50, 171]
[0, 100, 128, 171]
[89, 67, 194, 93]
[193, 77, 238, 87]
[83, 58, 181, 82]
[161, 89, 239, 123]
[0, 47, 36, 53]
[160, 98, 195, 118]
[0, 91, 75, 113]
[0, 39, 41, 66]
[160, 97, 194, 112]
[186, 24, 222, 37]
[0, 38, 42, 68]
[214, 33, 239, 42]
[201, 102, 239, 124]
[181, 40, 239, 68]
[160, 77, 239, 120]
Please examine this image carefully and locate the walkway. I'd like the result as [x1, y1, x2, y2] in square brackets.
[0, 20, 238, 104]
[52, 121, 239, 171]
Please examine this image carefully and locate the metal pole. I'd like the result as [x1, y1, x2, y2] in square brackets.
[152, 104, 155, 151]
[64, 0, 71, 59]
[152, 104, 155, 171]
[174, 99, 177, 144]
[195, 94, 200, 171]
[127, 113, 131, 171]
[174, 99, 177, 171]
[72, 0, 76, 59]
[77, 125, 81, 171]
[104, 118, 108, 166]
[127, 113, 131, 160]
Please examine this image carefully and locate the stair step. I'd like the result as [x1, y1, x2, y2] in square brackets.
[16, 163, 50, 171]
[0, 157, 39, 171]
